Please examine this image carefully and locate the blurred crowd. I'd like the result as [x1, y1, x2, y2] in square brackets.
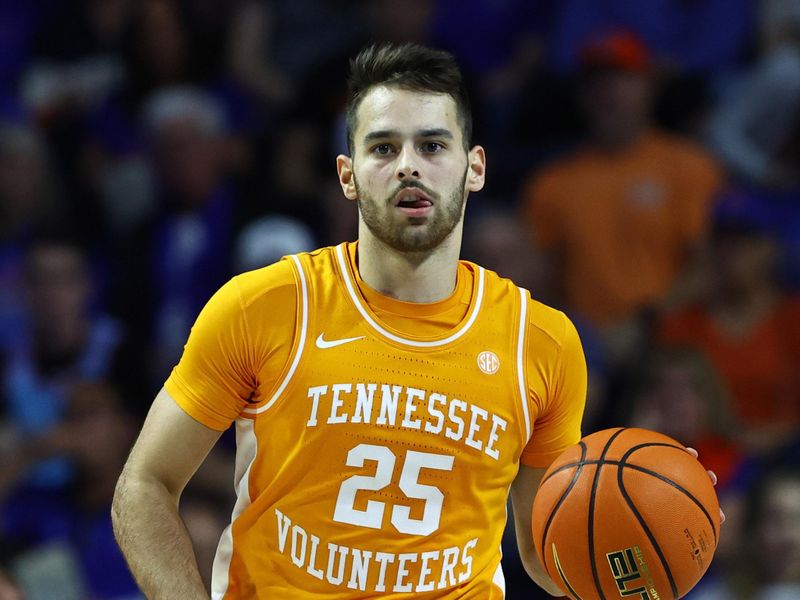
[0, 1, 798, 599]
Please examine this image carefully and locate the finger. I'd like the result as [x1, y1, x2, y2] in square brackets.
[685, 447, 698, 459]
[708, 470, 718, 486]
[720, 508, 726, 524]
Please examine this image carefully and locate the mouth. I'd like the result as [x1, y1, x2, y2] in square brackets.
[394, 187, 434, 216]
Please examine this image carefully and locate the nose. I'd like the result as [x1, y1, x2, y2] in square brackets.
[395, 145, 420, 180]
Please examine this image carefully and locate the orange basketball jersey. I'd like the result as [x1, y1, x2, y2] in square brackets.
[165, 242, 586, 599]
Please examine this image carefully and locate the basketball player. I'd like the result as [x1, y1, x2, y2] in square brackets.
[112, 43, 587, 598]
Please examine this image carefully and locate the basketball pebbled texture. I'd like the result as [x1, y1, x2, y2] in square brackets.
[531, 428, 721, 600]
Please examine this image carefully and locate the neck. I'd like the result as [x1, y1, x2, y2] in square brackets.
[592, 124, 646, 152]
[356, 225, 462, 303]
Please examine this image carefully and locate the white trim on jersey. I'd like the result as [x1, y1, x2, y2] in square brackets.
[243, 254, 308, 415]
[516, 287, 532, 442]
[493, 561, 506, 596]
[334, 243, 485, 348]
[211, 418, 259, 599]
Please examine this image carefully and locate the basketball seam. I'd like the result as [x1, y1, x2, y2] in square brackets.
[588, 427, 626, 600]
[542, 442, 683, 484]
[541, 455, 719, 552]
[541, 441, 588, 561]
[543, 459, 613, 483]
[619, 443, 718, 545]
[620, 464, 719, 546]
[617, 464, 680, 599]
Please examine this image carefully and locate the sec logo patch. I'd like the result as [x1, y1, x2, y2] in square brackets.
[477, 351, 500, 375]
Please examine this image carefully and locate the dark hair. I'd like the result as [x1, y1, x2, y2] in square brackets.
[345, 43, 472, 153]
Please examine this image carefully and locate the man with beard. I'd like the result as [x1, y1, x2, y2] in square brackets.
[111, 43, 588, 599]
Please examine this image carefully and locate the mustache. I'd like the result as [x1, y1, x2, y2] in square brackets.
[390, 181, 438, 201]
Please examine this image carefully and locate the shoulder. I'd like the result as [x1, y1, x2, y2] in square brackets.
[234, 245, 339, 301]
[475, 265, 534, 310]
[525, 296, 577, 353]
[475, 269, 575, 348]
[647, 131, 720, 173]
[232, 245, 340, 319]
[233, 257, 300, 310]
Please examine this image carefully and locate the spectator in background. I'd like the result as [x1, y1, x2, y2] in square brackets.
[751, 472, 800, 600]
[625, 347, 742, 490]
[20, 0, 131, 124]
[463, 208, 607, 600]
[463, 208, 549, 294]
[247, 120, 330, 240]
[120, 0, 195, 103]
[234, 215, 315, 274]
[707, 0, 800, 190]
[697, 468, 800, 600]
[0, 381, 141, 600]
[75, 0, 178, 238]
[86, 0, 255, 238]
[659, 219, 800, 453]
[17, 0, 134, 239]
[463, 209, 611, 432]
[548, 0, 754, 75]
[748, 470, 800, 599]
[0, 121, 59, 350]
[623, 346, 746, 598]
[704, 0, 800, 291]
[228, 0, 364, 114]
[430, 0, 551, 101]
[429, 0, 556, 152]
[114, 87, 237, 386]
[1, 232, 127, 488]
[521, 30, 722, 368]
[545, 1, 757, 134]
[691, 468, 800, 600]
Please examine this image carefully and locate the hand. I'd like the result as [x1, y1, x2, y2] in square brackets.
[685, 447, 726, 524]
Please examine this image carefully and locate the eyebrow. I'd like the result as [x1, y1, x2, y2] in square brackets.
[362, 128, 454, 144]
[418, 128, 454, 139]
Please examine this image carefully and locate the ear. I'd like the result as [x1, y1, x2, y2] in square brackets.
[336, 154, 358, 201]
[466, 145, 486, 193]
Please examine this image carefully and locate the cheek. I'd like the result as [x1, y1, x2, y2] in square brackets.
[356, 159, 392, 186]
[424, 160, 461, 188]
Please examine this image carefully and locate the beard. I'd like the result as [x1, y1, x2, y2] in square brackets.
[355, 168, 468, 253]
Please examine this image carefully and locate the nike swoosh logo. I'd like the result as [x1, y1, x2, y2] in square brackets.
[315, 333, 366, 349]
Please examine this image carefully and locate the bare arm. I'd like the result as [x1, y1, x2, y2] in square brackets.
[111, 388, 224, 599]
[510, 464, 564, 596]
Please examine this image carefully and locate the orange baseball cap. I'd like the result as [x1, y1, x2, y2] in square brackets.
[579, 30, 652, 72]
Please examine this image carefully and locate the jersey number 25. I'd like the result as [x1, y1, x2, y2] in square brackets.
[333, 443, 455, 536]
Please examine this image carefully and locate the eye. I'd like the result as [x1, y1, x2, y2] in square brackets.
[420, 141, 444, 153]
[371, 143, 394, 155]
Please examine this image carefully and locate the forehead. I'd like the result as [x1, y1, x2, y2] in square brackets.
[353, 86, 461, 142]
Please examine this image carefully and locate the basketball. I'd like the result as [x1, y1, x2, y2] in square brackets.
[531, 427, 721, 600]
